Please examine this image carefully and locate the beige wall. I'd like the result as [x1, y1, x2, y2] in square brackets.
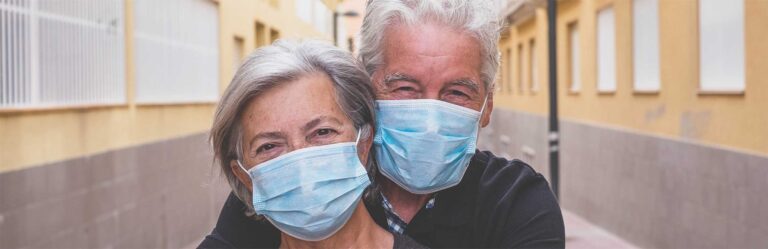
[495, 0, 768, 155]
[217, 0, 334, 92]
[0, 0, 340, 173]
[497, 8, 550, 115]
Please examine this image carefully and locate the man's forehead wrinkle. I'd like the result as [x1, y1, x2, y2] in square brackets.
[412, 52, 458, 59]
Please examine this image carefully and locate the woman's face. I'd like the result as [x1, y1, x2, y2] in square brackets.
[231, 72, 372, 189]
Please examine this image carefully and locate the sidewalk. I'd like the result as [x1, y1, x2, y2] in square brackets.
[564, 209, 639, 249]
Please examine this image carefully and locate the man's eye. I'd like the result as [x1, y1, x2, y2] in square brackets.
[449, 90, 468, 97]
[256, 144, 276, 153]
[395, 86, 416, 92]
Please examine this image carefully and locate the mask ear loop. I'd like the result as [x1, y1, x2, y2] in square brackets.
[474, 94, 491, 142]
[237, 160, 249, 174]
[355, 128, 362, 144]
[478, 94, 490, 121]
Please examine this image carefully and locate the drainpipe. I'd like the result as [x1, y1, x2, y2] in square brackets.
[547, 0, 560, 199]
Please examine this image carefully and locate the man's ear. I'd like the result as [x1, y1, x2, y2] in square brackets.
[481, 94, 493, 127]
[230, 160, 253, 192]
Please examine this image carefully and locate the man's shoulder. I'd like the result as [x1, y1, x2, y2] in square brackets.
[463, 150, 565, 247]
[469, 150, 559, 209]
[444, 150, 560, 213]
[469, 150, 550, 192]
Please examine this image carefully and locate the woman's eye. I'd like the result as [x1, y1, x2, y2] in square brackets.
[316, 128, 335, 137]
[256, 143, 276, 154]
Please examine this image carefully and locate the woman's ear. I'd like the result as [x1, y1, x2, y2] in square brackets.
[357, 126, 374, 165]
[230, 160, 253, 192]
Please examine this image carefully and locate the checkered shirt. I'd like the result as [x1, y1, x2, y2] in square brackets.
[380, 193, 436, 234]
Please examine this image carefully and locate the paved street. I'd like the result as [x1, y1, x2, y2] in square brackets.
[564, 210, 638, 249]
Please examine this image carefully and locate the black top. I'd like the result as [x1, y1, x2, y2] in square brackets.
[394, 233, 429, 249]
[198, 151, 565, 248]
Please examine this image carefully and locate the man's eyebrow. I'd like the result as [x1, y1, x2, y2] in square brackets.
[302, 116, 343, 133]
[446, 78, 480, 94]
[383, 72, 420, 87]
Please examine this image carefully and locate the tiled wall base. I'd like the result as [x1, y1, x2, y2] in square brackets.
[480, 109, 768, 248]
[0, 133, 231, 249]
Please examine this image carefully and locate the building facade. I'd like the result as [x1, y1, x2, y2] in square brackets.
[485, 0, 768, 247]
[0, 0, 344, 248]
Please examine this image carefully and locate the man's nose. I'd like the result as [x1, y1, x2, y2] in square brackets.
[420, 90, 441, 100]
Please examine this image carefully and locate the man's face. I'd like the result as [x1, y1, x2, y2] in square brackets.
[371, 22, 493, 127]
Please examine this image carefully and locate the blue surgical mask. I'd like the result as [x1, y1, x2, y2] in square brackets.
[373, 98, 486, 194]
[238, 131, 370, 241]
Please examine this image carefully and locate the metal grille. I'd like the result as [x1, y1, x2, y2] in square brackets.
[0, 0, 126, 109]
[133, 0, 219, 104]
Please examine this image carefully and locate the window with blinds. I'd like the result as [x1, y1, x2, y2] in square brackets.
[632, 0, 661, 92]
[568, 22, 581, 93]
[699, 0, 745, 92]
[597, 7, 616, 93]
[0, 0, 126, 110]
[133, 0, 219, 104]
[530, 39, 538, 92]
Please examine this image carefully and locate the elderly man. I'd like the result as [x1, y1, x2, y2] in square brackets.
[200, 1, 564, 248]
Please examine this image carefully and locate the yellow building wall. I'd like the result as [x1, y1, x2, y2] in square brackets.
[217, 0, 335, 92]
[0, 0, 338, 173]
[495, 0, 768, 155]
[496, 8, 550, 115]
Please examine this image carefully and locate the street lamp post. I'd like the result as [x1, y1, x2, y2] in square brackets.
[333, 10, 359, 47]
[547, 0, 560, 199]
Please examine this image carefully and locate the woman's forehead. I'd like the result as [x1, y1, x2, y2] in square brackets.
[241, 73, 352, 134]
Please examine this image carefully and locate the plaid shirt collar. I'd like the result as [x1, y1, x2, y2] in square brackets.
[380, 192, 436, 234]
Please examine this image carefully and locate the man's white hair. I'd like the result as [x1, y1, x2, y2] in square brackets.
[359, 0, 503, 92]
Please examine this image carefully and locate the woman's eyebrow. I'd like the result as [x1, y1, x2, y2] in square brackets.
[303, 116, 343, 133]
[248, 132, 283, 148]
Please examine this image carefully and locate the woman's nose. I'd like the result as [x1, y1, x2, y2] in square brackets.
[286, 140, 311, 153]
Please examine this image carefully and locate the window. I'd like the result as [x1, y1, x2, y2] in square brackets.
[255, 22, 267, 47]
[312, 0, 332, 36]
[133, 0, 219, 104]
[270, 29, 280, 44]
[530, 39, 538, 92]
[297, 0, 331, 36]
[633, 0, 661, 92]
[699, 0, 745, 92]
[597, 7, 616, 92]
[0, 0, 126, 109]
[506, 48, 513, 93]
[517, 44, 524, 94]
[500, 47, 507, 93]
[233, 36, 245, 76]
[296, 0, 312, 23]
[568, 22, 581, 92]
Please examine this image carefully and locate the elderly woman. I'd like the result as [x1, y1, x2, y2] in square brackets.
[203, 40, 425, 249]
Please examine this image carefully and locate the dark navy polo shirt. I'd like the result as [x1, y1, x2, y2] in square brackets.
[198, 150, 565, 248]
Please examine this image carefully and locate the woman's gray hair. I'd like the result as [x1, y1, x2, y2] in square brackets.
[359, 0, 503, 92]
[210, 39, 378, 218]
